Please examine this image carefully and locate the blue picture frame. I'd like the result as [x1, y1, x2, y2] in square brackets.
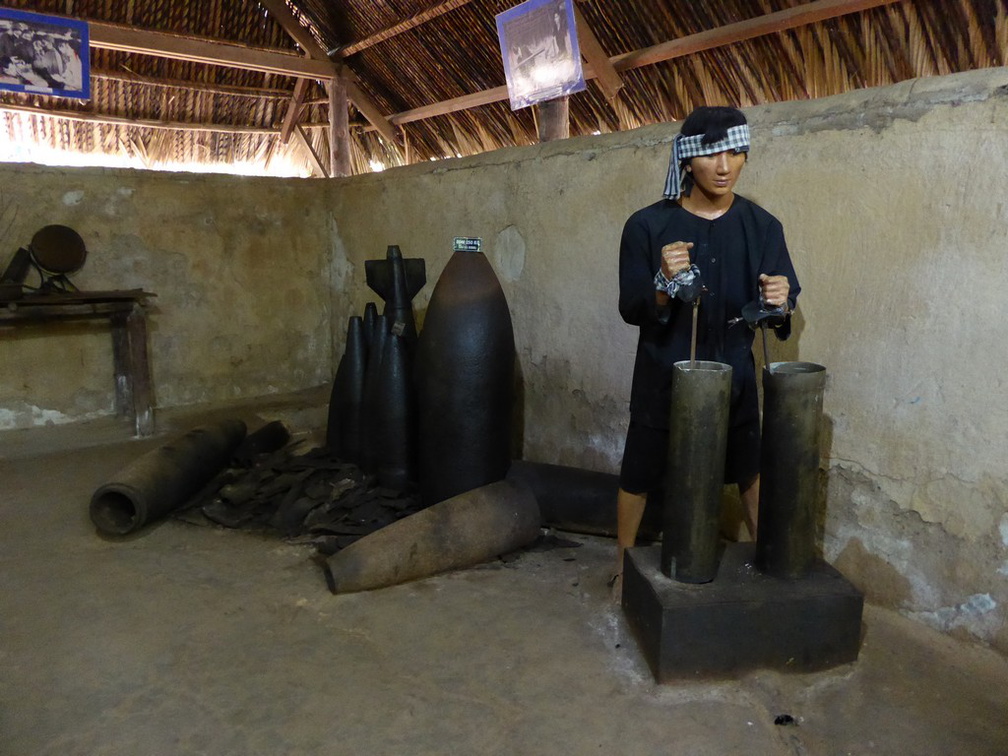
[496, 0, 585, 111]
[0, 8, 90, 100]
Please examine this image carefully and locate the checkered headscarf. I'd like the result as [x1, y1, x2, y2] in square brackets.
[662, 124, 751, 200]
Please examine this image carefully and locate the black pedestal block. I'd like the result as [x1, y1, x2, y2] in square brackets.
[622, 543, 864, 681]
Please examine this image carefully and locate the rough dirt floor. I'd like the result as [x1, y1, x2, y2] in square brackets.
[2, 394, 1007, 755]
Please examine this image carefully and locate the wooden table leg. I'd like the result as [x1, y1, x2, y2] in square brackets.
[126, 304, 154, 437]
[110, 311, 133, 419]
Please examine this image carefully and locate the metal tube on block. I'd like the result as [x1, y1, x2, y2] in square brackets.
[89, 419, 247, 536]
[662, 360, 732, 583]
[755, 361, 827, 579]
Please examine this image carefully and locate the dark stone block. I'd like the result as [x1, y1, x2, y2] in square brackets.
[622, 543, 864, 681]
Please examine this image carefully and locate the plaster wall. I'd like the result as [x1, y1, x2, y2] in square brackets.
[326, 69, 1008, 652]
[1, 68, 1005, 653]
[0, 166, 333, 427]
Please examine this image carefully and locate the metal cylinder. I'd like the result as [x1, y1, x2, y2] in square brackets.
[89, 419, 247, 536]
[661, 360, 732, 583]
[755, 361, 827, 579]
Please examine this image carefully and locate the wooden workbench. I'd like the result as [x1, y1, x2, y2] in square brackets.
[0, 290, 157, 437]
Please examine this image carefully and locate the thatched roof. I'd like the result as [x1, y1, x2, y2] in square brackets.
[1, 0, 1005, 176]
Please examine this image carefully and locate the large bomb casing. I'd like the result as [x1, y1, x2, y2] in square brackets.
[756, 361, 827, 579]
[662, 360, 732, 583]
[89, 419, 247, 536]
[415, 247, 515, 505]
[322, 479, 540, 594]
[364, 245, 426, 349]
[326, 316, 366, 462]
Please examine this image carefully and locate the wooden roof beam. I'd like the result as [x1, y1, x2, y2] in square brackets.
[92, 70, 295, 99]
[338, 0, 477, 57]
[368, 0, 902, 129]
[294, 124, 329, 177]
[87, 21, 334, 79]
[257, 0, 326, 61]
[257, 0, 323, 145]
[342, 75, 398, 143]
[610, 0, 903, 70]
[258, 0, 398, 145]
[280, 76, 311, 143]
[573, 5, 622, 104]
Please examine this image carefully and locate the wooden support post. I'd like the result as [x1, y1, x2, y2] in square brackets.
[536, 96, 569, 142]
[327, 76, 352, 177]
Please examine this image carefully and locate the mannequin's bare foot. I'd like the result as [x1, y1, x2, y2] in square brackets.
[608, 571, 623, 605]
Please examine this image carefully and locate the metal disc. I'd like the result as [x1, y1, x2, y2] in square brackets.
[29, 225, 87, 274]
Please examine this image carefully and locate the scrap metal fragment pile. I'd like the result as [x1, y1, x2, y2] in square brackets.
[176, 431, 426, 556]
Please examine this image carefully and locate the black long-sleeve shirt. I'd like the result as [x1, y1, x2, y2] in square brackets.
[619, 195, 801, 429]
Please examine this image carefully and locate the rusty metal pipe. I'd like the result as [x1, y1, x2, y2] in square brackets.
[505, 459, 663, 539]
[755, 361, 827, 578]
[661, 360, 732, 583]
[89, 419, 247, 536]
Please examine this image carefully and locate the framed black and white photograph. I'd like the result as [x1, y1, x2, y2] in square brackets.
[0, 8, 90, 100]
[496, 0, 584, 111]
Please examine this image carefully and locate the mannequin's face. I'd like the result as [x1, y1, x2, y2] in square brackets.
[688, 150, 747, 199]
